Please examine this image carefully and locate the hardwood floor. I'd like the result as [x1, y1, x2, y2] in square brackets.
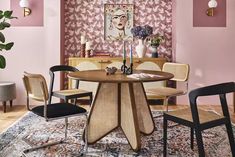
[0, 105, 27, 133]
[0, 104, 235, 133]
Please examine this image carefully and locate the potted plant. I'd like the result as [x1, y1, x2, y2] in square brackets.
[0, 10, 17, 69]
[146, 34, 164, 58]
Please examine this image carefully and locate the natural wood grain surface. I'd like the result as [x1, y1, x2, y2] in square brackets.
[87, 83, 119, 143]
[0, 105, 27, 133]
[150, 105, 235, 123]
[69, 70, 172, 151]
[54, 89, 91, 96]
[86, 82, 156, 151]
[68, 70, 174, 83]
[120, 83, 141, 150]
[166, 108, 224, 124]
[69, 57, 167, 68]
[133, 83, 154, 134]
[68, 57, 167, 99]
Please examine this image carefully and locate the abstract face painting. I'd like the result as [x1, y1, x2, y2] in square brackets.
[104, 4, 134, 41]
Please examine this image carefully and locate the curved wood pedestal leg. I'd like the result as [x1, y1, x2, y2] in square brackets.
[87, 83, 119, 143]
[133, 83, 155, 134]
[120, 83, 141, 151]
[87, 82, 154, 151]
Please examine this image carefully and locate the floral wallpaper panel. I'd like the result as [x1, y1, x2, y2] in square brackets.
[64, 0, 172, 64]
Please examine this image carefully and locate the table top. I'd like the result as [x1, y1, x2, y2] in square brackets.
[68, 70, 174, 83]
[0, 82, 16, 86]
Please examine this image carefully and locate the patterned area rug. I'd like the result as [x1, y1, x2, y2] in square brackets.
[0, 111, 234, 157]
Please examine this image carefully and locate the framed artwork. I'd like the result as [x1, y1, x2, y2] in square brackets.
[104, 4, 134, 41]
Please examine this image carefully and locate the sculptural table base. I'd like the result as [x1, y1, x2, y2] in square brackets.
[87, 82, 155, 151]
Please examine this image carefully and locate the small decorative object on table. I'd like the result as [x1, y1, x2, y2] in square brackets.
[80, 34, 86, 57]
[121, 43, 133, 75]
[126, 44, 133, 74]
[125, 63, 133, 75]
[92, 52, 111, 57]
[121, 59, 127, 74]
[105, 67, 117, 75]
[121, 41, 127, 74]
[85, 41, 92, 58]
[131, 25, 153, 58]
[146, 34, 164, 58]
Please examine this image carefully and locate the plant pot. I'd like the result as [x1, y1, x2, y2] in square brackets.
[136, 39, 147, 58]
[149, 45, 159, 58]
[152, 52, 158, 58]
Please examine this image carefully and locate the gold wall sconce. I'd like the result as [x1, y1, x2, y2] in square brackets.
[19, 0, 31, 17]
[206, 0, 218, 16]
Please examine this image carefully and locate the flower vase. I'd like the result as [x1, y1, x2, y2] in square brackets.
[136, 39, 147, 58]
[149, 45, 159, 58]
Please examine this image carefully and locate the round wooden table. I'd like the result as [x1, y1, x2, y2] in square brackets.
[68, 70, 173, 151]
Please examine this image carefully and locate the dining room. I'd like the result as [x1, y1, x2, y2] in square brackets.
[0, 0, 235, 156]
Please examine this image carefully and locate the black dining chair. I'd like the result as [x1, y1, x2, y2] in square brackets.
[48, 65, 93, 105]
[163, 82, 235, 157]
[22, 72, 88, 155]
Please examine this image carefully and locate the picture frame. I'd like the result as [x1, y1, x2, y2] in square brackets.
[104, 4, 134, 41]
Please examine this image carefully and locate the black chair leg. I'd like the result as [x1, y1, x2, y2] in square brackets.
[195, 128, 205, 157]
[89, 94, 93, 106]
[72, 99, 77, 105]
[163, 117, 167, 157]
[10, 100, 13, 108]
[2, 101, 6, 113]
[190, 128, 194, 150]
[225, 123, 235, 157]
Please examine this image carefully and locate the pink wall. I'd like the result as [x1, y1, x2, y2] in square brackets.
[173, 0, 235, 105]
[10, 0, 44, 26]
[193, 0, 226, 27]
[0, 0, 60, 105]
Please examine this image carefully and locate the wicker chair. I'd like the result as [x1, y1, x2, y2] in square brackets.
[163, 82, 235, 157]
[48, 65, 93, 105]
[146, 62, 190, 111]
[22, 72, 88, 156]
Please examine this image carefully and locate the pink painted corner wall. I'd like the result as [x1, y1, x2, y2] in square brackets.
[173, 0, 235, 105]
[193, 0, 226, 27]
[10, 0, 44, 26]
[0, 0, 60, 105]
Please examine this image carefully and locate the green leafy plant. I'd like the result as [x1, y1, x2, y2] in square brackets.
[0, 10, 17, 69]
[146, 34, 165, 47]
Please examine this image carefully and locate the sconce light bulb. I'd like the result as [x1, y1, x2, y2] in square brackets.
[19, 0, 29, 8]
[208, 0, 218, 8]
[19, 0, 31, 17]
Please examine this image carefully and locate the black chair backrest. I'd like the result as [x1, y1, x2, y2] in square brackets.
[49, 65, 79, 88]
[189, 82, 235, 124]
[49, 65, 79, 102]
[49, 65, 79, 73]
